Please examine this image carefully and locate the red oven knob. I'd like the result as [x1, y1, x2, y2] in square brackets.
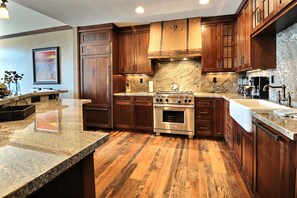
[156, 98, 159, 102]
[177, 99, 181, 104]
[188, 99, 192, 103]
[184, 99, 188, 103]
[165, 98, 169, 102]
[160, 98, 163, 102]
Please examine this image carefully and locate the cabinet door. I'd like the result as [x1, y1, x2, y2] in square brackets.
[276, 0, 293, 11]
[213, 99, 224, 136]
[81, 55, 111, 128]
[202, 24, 221, 72]
[134, 32, 152, 74]
[224, 100, 233, 149]
[241, 131, 253, 191]
[113, 96, 133, 129]
[133, 97, 153, 130]
[222, 23, 234, 70]
[81, 56, 111, 106]
[254, 121, 295, 198]
[233, 122, 242, 166]
[262, 0, 277, 24]
[252, 0, 262, 30]
[119, 33, 135, 73]
[243, 1, 251, 67]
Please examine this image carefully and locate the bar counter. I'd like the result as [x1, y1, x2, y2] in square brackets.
[0, 99, 109, 197]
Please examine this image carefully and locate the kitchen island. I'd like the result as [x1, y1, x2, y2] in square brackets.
[0, 99, 109, 197]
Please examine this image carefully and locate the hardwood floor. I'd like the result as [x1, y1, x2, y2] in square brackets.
[94, 131, 251, 198]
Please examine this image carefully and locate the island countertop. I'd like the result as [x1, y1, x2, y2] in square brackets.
[0, 99, 109, 197]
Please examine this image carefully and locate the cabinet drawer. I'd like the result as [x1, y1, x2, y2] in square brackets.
[114, 96, 131, 101]
[196, 120, 212, 132]
[81, 30, 110, 44]
[134, 96, 153, 102]
[196, 107, 213, 119]
[196, 99, 214, 107]
[81, 43, 111, 55]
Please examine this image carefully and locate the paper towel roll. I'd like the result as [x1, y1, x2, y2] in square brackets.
[149, 81, 154, 93]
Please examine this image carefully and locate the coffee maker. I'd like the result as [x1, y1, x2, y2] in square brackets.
[250, 77, 269, 99]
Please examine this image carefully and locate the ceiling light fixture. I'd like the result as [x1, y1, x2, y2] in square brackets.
[135, 6, 144, 14]
[199, 0, 210, 5]
[0, 0, 9, 19]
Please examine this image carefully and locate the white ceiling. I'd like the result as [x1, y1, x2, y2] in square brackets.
[0, 0, 242, 36]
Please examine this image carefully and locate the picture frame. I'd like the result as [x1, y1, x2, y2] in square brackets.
[32, 47, 60, 84]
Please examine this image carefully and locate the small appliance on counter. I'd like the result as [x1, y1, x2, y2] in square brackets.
[238, 76, 249, 95]
[250, 76, 269, 99]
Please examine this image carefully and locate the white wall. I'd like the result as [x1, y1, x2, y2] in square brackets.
[0, 29, 78, 99]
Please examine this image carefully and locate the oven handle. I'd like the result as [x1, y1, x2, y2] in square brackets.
[153, 104, 194, 108]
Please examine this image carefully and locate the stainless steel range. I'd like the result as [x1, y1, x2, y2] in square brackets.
[153, 91, 194, 138]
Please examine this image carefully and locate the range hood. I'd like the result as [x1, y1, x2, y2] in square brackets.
[148, 17, 202, 59]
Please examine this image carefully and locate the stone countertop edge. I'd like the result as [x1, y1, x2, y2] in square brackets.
[251, 111, 297, 141]
[7, 135, 109, 198]
[113, 92, 245, 100]
[0, 90, 68, 105]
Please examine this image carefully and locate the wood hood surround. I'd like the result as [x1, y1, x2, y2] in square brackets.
[148, 17, 202, 59]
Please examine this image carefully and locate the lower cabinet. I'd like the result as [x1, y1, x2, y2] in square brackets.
[83, 104, 111, 129]
[233, 121, 254, 192]
[253, 119, 296, 198]
[113, 96, 153, 131]
[195, 97, 223, 137]
[223, 100, 233, 149]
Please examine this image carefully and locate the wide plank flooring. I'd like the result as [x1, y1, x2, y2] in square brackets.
[94, 131, 251, 198]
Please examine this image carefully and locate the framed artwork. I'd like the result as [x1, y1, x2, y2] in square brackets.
[32, 47, 60, 84]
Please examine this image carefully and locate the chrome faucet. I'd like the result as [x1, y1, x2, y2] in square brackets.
[263, 84, 292, 107]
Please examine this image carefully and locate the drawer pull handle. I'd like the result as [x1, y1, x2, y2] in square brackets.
[253, 121, 280, 141]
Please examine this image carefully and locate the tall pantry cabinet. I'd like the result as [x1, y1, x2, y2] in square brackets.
[79, 24, 125, 129]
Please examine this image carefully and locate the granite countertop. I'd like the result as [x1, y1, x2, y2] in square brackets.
[0, 90, 68, 105]
[113, 92, 246, 100]
[251, 111, 297, 140]
[114, 92, 155, 96]
[0, 99, 109, 197]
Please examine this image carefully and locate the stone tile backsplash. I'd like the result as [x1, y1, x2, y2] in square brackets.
[126, 60, 239, 93]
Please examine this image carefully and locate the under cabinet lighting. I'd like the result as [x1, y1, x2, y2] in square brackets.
[0, 0, 9, 19]
[199, 0, 210, 5]
[135, 6, 144, 14]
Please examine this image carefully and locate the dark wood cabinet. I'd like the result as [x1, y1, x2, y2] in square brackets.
[233, 120, 254, 192]
[79, 24, 125, 129]
[119, 25, 153, 74]
[235, 1, 251, 71]
[224, 100, 233, 149]
[201, 16, 235, 73]
[113, 96, 133, 129]
[195, 98, 223, 137]
[114, 96, 153, 131]
[253, 119, 296, 198]
[134, 97, 153, 130]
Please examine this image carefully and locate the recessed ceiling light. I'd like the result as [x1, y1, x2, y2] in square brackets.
[135, 6, 144, 14]
[199, 0, 210, 5]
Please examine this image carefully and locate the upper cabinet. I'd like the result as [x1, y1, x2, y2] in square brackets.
[119, 25, 154, 74]
[235, 0, 251, 71]
[251, 0, 296, 35]
[201, 16, 235, 73]
[148, 18, 202, 59]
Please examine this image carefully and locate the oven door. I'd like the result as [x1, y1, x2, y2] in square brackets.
[153, 104, 194, 133]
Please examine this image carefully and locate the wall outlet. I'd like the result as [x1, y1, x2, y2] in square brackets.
[213, 77, 217, 83]
[140, 78, 143, 83]
[271, 75, 274, 83]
